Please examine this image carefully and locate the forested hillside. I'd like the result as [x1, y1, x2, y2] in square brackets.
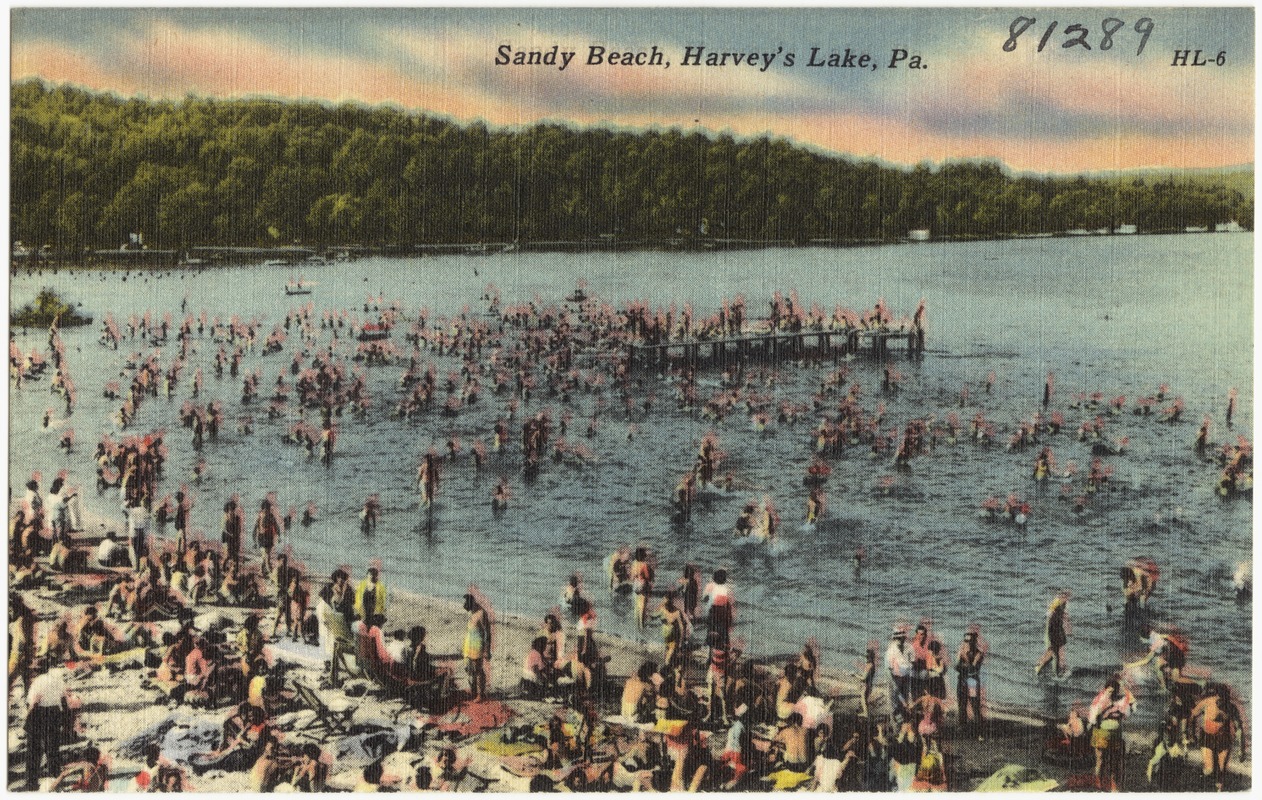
[10, 79, 1253, 253]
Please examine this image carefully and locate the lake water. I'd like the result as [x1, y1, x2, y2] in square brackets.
[9, 233, 1253, 719]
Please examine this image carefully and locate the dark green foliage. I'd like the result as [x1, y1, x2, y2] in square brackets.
[11, 287, 92, 327]
[9, 79, 1253, 251]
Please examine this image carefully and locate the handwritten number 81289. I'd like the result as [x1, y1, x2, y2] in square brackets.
[1003, 17, 1153, 55]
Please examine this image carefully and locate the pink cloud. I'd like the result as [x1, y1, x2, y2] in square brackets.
[907, 34, 1253, 141]
[12, 20, 1252, 174]
[12, 40, 141, 95]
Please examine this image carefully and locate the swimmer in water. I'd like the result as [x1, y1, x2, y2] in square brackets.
[359, 495, 379, 533]
[1196, 416, 1211, 453]
[491, 477, 510, 511]
[735, 502, 757, 538]
[416, 451, 440, 507]
[673, 471, 695, 522]
[1121, 562, 1156, 611]
[1232, 561, 1251, 602]
[1033, 446, 1053, 481]
[806, 485, 825, 524]
[608, 547, 631, 593]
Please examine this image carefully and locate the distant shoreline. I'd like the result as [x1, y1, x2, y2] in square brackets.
[10, 227, 1251, 272]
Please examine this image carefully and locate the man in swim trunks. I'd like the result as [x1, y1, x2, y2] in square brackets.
[1190, 684, 1245, 791]
[954, 631, 985, 736]
[772, 712, 811, 772]
[252, 499, 279, 578]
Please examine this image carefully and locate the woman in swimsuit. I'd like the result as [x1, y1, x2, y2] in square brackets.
[1035, 595, 1068, 678]
[462, 594, 491, 702]
[630, 547, 654, 629]
[1087, 674, 1134, 791]
[656, 592, 685, 667]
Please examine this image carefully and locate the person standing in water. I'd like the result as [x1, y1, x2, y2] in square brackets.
[417, 452, 440, 508]
[806, 485, 825, 524]
[220, 499, 243, 570]
[677, 565, 701, 621]
[1035, 595, 1069, 678]
[630, 547, 654, 630]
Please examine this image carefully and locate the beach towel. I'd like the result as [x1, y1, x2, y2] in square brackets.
[653, 718, 689, 737]
[477, 732, 547, 757]
[424, 698, 515, 737]
[975, 764, 1059, 792]
[67, 645, 148, 670]
[765, 769, 813, 790]
[497, 753, 549, 778]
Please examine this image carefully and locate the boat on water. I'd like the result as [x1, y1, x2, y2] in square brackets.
[566, 282, 589, 303]
[285, 278, 316, 296]
[358, 322, 391, 341]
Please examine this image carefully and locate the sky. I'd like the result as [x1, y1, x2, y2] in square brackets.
[10, 7, 1255, 174]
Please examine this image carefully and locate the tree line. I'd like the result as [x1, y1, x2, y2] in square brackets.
[10, 78, 1254, 254]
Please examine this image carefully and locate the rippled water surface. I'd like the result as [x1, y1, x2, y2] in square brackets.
[9, 233, 1253, 718]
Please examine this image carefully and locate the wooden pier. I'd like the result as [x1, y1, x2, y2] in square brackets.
[626, 326, 924, 371]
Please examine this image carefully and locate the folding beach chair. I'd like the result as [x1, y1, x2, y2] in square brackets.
[291, 678, 355, 741]
[322, 608, 362, 688]
[352, 624, 454, 711]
